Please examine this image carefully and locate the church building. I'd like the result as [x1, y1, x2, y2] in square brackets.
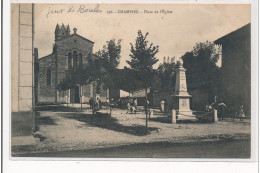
[36, 24, 109, 104]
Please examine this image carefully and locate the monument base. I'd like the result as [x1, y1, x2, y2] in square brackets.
[176, 110, 196, 120]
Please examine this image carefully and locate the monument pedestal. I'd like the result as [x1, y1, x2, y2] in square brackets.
[177, 110, 195, 120]
[172, 61, 196, 121]
[172, 95, 196, 120]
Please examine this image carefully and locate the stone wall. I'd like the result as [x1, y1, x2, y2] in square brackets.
[38, 54, 56, 103]
[55, 34, 94, 83]
[218, 24, 251, 116]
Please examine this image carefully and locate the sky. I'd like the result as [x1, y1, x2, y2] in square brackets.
[34, 3, 250, 69]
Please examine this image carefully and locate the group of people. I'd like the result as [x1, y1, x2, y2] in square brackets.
[126, 98, 138, 114]
[89, 97, 102, 111]
[117, 99, 127, 109]
[206, 96, 245, 121]
[116, 98, 137, 110]
[117, 97, 152, 115]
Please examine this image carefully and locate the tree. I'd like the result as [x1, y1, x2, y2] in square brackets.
[127, 30, 159, 130]
[180, 41, 221, 109]
[59, 55, 94, 109]
[96, 39, 122, 72]
[127, 30, 159, 71]
[156, 62, 177, 90]
[95, 39, 122, 91]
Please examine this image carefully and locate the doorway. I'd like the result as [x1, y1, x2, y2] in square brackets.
[74, 86, 80, 103]
[70, 86, 80, 103]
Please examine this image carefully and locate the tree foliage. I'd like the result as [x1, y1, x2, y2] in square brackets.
[127, 30, 159, 71]
[126, 30, 159, 90]
[96, 39, 122, 72]
[58, 55, 96, 91]
[156, 62, 177, 90]
[181, 41, 221, 100]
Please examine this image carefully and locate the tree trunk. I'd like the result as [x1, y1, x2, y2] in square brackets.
[67, 90, 69, 107]
[110, 105, 112, 116]
[58, 91, 60, 107]
[92, 81, 95, 115]
[145, 88, 148, 129]
[80, 85, 82, 111]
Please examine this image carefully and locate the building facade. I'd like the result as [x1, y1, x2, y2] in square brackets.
[214, 23, 251, 116]
[37, 24, 109, 104]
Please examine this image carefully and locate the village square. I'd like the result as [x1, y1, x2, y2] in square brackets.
[11, 4, 251, 158]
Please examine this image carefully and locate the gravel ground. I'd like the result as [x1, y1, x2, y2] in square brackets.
[12, 106, 250, 155]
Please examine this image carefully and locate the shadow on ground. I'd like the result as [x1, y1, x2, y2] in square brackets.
[149, 117, 172, 123]
[36, 105, 83, 112]
[33, 115, 56, 140]
[176, 119, 214, 124]
[58, 112, 159, 136]
[12, 112, 35, 137]
[37, 116, 57, 125]
[33, 134, 47, 142]
[144, 117, 215, 124]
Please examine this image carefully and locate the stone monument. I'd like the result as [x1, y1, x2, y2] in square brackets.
[172, 60, 195, 120]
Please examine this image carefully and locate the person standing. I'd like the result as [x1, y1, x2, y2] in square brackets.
[145, 99, 150, 116]
[106, 97, 110, 108]
[239, 105, 245, 122]
[126, 100, 131, 114]
[212, 96, 218, 110]
[117, 99, 121, 109]
[164, 98, 168, 114]
[95, 98, 99, 111]
[89, 97, 93, 109]
[160, 99, 165, 113]
[98, 98, 102, 109]
[134, 98, 138, 111]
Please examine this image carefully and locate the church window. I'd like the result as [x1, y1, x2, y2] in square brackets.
[68, 52, 72, 69]
[79, 53, 83, 68]
[46, 69, 52, 86]
[73, 50, 78, 68]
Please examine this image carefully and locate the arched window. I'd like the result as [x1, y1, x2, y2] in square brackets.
[73, 50, 77, 68]
[46, 69, 51, 86]
[68, 52, 72, 70]
[79, 53, 83, 69]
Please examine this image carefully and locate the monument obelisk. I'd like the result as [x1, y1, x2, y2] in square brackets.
[173, 60, 195, 120]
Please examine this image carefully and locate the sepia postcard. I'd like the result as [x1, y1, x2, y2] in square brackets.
[9, 2, 256, 161]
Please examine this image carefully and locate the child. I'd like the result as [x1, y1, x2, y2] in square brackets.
[130, 106, 136, 114]
[126, 101, 131, 114]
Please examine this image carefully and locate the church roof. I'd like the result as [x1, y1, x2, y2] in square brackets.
[38, 53, 54, 61]
[55, 32, 94, 44]
[214, 23, 250, 44]
[92, 53, 100, 59]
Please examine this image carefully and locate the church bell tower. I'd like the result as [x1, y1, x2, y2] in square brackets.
[55, 23, 70, 40]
